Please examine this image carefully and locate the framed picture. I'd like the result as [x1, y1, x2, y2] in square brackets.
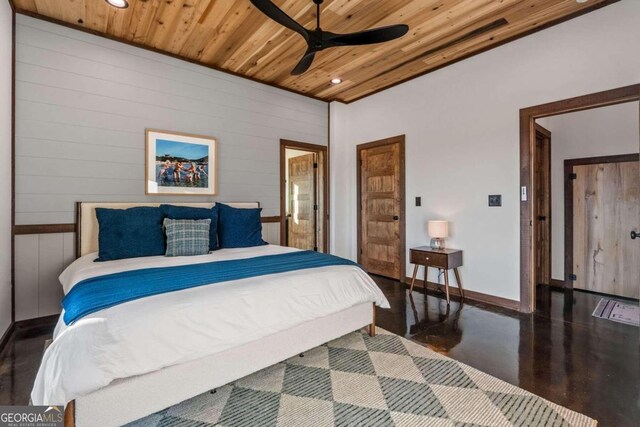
[146, 129, 217, 196]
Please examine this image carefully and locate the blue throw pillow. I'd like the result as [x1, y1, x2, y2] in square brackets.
[217, 203, 267, 248]
[160, 204, 219, 250]
[164, 218, 211, 257]
[95, 207, 165, 261]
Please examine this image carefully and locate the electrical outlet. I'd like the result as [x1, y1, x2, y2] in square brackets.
[488, 195, 502, 207]
[415, 196, 421, 207]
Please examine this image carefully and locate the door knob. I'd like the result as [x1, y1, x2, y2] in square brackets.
[537, 215, 546, 221]
[393, 216, 399, 220]
[632, 230, 639, 240]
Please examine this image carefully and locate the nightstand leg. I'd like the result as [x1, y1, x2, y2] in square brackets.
[454, 268, 465, 300]
[409, 264, 419, 293]
[443, 269, 451, 305]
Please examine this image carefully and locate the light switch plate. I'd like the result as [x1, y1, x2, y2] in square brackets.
[488, 195, 502, 207]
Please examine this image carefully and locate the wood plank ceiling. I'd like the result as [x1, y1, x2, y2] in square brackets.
[12, 0, 615, 103]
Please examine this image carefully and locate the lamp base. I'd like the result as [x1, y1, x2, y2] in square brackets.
[430, 238, 445, 250]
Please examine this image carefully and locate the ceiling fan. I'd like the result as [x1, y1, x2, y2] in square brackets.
[250, 0, 409, 75]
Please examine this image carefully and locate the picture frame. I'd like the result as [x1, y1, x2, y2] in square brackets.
[145, 129, 218, 196]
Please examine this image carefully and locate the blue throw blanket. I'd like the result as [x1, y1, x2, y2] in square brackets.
[62, 251, 360, 325]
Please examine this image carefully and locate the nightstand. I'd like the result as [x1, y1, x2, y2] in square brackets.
[409, 247, 464, 305]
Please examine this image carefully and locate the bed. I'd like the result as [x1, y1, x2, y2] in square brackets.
[31, 202, 389, 427]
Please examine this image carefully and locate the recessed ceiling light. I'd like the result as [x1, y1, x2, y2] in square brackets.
[576, 0, 588, 3]
[105, 0, 129, 9]
[331, 78, 342, 84]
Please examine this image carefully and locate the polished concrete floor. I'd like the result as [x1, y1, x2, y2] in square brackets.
[0, 280, 638, 426]
[373, 277, 639, 427]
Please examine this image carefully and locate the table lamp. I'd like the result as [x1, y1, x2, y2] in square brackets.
[428, 220, 448, 250]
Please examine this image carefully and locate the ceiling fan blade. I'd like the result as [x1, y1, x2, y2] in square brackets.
[291, 50, 316, 75]
[250, 0, 309, 42]
[325, 24, 409, 47]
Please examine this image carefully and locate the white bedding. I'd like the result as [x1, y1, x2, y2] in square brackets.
[31, 245, 389, 406]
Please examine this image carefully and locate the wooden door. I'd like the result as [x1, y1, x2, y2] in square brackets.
[534, 126, 551, 287]
[358, 138, 404, 280]
[288, 153, 316, 250]
[572, 161, 640, 298]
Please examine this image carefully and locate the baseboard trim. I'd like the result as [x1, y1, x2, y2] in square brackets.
[550, 279, 565, 289]
[404, 277, 520, 312]
[0, 322, 15, 355]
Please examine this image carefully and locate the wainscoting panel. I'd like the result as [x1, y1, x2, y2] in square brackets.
[14, 225, 280, 321]
[15, 233, 75, 321]
[262, 222, 281, 246]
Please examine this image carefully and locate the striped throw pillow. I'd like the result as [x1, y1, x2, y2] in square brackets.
[164, 218, 211, 257]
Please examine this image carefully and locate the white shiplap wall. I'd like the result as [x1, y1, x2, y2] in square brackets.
[13, 15, 324, 320]
[0, 0, 12, 337]
[15, 15, 328, 225]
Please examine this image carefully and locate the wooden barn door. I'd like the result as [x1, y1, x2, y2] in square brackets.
[358, 136, 405, 280]
[288, 153, 316, 250]
[571, 157, 639, 298]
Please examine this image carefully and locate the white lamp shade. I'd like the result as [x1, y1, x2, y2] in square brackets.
[428, 220, 449, 238]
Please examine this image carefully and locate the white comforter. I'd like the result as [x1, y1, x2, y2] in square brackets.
[31, 245, 389, 406]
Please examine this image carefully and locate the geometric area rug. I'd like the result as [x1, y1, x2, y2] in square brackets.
[127, 328, 596, 427]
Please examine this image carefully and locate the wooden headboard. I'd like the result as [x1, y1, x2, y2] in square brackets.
[76, 202, 260, 257]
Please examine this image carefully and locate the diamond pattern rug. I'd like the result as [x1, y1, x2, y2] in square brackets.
[128, 328, 596, 427]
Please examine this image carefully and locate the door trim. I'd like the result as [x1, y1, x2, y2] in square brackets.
[534, 123, 552, 289]
[280, 140, 329, 252]
[519, 84, 640, 313]
[356, 135, 406, 282]
[564, 153, 640, 289]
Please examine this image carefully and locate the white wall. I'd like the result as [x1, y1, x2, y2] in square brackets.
[330, 1, 640, 301]
[537, 102, 639, 280]
[0, 1, 12, 337]
[15, 15, 328, 225]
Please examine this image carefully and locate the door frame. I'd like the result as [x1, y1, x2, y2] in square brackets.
[564, 153, 640, 290]
[356, 135, 406, 282]
[280, 139, 329, 252]
[533, 123, 552, 289]
[519, 84, 640, 313]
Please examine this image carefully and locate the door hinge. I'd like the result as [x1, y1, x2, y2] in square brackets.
[569, 274, 577, 281]
[313, 162, 318, 168]
[569, 173, 577, 180]
[313, 204, 318, 211]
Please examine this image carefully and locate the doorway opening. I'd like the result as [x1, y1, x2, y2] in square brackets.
[280, 140, 328, 252]
[357, 135, 406, 281]
[520, 85, 640, 313]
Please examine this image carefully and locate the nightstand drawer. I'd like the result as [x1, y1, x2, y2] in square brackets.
[410, 250, 448, 268]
